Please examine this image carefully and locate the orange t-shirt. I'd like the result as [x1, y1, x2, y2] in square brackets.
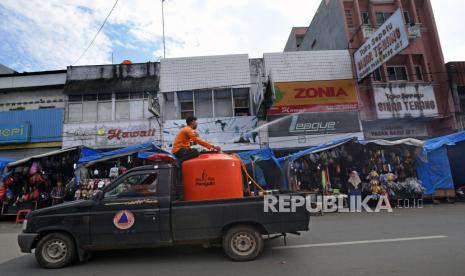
[172, 126, 214, 153]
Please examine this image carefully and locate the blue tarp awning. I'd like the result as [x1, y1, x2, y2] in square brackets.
[423, 131, 465, 152]
[0, 158, 14, 175]
[277, 137, 357, 163]
[416, 131, 465, 194]
[78, 142, 170, 166]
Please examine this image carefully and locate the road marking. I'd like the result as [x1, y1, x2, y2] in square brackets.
[273, 235, 448, 250]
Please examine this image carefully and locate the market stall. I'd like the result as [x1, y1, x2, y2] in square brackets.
[277, 137, 425, 203]
[74, 142, 170, 200]
[416, 131, 465, 200]
[237, 148, 287, 191]
[0, 147, 84, 215]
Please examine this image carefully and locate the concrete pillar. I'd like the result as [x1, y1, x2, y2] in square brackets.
[409, 0, 419, 24]
[421, 55, 431, 82]
[368, 1, 377, 26]
[407, 55, 416, 82]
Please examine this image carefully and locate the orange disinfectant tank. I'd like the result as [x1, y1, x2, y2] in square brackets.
[182, 153, 244, 201]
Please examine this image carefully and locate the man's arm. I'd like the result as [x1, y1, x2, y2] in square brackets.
[187, 128, 215, 149]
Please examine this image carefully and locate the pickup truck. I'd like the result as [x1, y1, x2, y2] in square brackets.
[18, 162, 310, 268]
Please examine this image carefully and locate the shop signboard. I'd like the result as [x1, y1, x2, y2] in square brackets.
[163, 116, 259, 151]
[270, 79, 358, 115]
[0, 124, 30, 144]
[363, 120, 429, 139]
[373, 84, 438, 119]
[267, 111, 361, 137]
[354, 9, 409, 80]
[63, 120, 159, 148]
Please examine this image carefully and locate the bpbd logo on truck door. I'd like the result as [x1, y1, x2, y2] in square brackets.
[195, 169, 215, 187]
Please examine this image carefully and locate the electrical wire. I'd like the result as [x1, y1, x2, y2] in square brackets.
[72, 0, 119, 66]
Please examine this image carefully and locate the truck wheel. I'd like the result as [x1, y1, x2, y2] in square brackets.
[35, 233, 77, 269]
[223, 225, 263, 261]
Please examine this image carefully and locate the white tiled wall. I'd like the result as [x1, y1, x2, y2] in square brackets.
[160, 54, 251, 92]
[263, 50, 353, 82]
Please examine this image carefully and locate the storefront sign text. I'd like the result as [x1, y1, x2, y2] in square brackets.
[0, 124, 30, 144]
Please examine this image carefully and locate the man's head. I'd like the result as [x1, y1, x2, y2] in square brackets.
[186, 116, 198, 129]
[56, 180, 63, 187]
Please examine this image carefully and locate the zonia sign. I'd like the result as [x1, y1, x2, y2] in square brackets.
[354, 9, 409, 80]
[374, 85, 438, 119]
[270, 79, 358, 115]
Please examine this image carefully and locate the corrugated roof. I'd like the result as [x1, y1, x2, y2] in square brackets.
[0, 108, 64, 143]
[160, 54, 251, 92]
[263, 50, 353, 82]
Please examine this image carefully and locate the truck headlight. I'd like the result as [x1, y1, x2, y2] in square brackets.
[22, 220, 28, 231]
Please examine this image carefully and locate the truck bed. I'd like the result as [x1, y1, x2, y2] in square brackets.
[170, 194, 310, 242]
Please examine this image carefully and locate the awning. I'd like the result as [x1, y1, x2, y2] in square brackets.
[423, 130, 465, 152]
[0, 158, 14, 174]
[277, 137, 357, 163]
[359, 138, 424, 147]
[78, 142, 169, 167]
[7, 147, 81, 168]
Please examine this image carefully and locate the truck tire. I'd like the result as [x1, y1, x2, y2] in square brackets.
[35, 233, 77, 269]
[223, 225, 264, 261]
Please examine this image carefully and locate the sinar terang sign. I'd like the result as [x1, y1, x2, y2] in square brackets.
[354, 9, 409, 80]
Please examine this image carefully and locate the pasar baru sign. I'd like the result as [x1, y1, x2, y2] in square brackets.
[354, 9, 409, 80]
[270, 79, 358, 115]
[374, 85, 439, 119]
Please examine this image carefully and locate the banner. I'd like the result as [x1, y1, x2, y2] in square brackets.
[363, 120, 429, 139]
[163, 116, 259, 151]
[267, 112, 360, 137]
[0, 124, 30, 144]
[63, 120, 160, 148]
[373, 85, 438, 119]
[354, 9, 409, 79]
[270, 79, 358, 115]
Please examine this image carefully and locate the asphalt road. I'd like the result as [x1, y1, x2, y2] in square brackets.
[1, 203, 464, 276]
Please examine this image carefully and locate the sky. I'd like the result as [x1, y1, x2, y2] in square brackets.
[0, 0, 463, 72]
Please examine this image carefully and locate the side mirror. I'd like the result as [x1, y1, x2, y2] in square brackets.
[93, 190, 104, 201]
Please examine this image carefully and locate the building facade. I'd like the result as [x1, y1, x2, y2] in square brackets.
[285, 0, 456, 139]
[263, 50, 363, 150]
[62, 62, 161, 149]
[447, 62, 465, 131]
[0, 70, 66, 158]
[159, 54, 264, 152]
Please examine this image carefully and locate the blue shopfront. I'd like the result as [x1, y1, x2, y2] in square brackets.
[0, 109, 64, 158]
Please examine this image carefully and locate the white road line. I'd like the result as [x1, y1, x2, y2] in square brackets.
[272, 235, 448, 250]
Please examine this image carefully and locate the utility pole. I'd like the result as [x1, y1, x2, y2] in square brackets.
[161, 0, 166, 59]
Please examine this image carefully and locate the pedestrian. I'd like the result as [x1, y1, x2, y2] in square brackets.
[51, 180, 65, 205]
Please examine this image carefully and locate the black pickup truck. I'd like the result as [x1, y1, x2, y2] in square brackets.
[18, 163, 310, 268]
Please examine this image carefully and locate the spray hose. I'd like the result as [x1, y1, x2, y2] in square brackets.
[232, 154, 264, 194]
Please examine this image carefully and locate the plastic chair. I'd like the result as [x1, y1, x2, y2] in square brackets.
[15, 209, 32, 224]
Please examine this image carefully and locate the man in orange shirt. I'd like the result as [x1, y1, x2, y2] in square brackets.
[172, 116, 221, 162]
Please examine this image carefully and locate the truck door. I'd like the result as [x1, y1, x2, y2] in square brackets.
[90, 170, 162, 249]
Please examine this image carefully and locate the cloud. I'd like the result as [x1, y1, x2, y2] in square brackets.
[1, 0, 462, 72]
[0, 0, 317, 71]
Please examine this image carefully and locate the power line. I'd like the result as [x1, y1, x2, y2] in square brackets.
[72, 0, 119, 66]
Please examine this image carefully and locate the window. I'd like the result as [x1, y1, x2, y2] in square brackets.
[414, 66, 423, 81]
[387, 66, 408, 81]
[376, 12, 393, 25]
[345, 10, 354, 28]
[361, 12, 370, 25]
[68, 103, 83, 122]
[130, 92, 144, 120]
[83, 94, 97, 122]
[214, 89, 233, 117]
[233, 88, 250, 116]
[459, 87, 465, 112]
[194, 90, 213, 118]
[373, 68, 382, 82]
[98, 93, 112, 121]
[163, 93, 176, 120]
[115, 93, 130, 120]
[403, 11, 411, 24]
[178, 91, 194, 119]
[39, 106, 55, 109]
[105, 173, 158, 198]
[9, 107, 25, 111]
